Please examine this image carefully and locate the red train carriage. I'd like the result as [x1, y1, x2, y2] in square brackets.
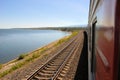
[88, 0, 120, 80]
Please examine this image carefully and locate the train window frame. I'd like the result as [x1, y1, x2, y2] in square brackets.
[118, 1, 120, 80]
[117, 15, 120, 80]
[118, 10, 120, 80]
[115, 0, 120, 80]
[91, 17, 97, 79]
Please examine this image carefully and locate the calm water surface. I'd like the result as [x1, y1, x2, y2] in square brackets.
[0, 29, 69, 63]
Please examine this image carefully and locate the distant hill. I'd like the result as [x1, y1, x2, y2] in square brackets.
[15, 26, 87, 31]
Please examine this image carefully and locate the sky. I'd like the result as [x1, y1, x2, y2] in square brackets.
[0, 0, 90, 28]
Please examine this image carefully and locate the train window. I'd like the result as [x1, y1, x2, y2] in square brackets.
[91, 20, 97, 74]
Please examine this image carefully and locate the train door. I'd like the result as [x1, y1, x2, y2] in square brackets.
[91, 19, 97, 80]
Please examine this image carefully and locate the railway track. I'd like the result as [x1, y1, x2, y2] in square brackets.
[27, 32, 82, 80]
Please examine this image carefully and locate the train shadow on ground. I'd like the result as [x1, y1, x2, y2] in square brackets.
[74, 31, 88, 80]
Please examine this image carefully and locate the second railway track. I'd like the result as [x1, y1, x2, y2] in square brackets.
[27, 31, 82, 80]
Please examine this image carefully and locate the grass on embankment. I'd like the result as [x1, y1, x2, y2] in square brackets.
[55, 31, 79, 46]
[0, 64, 2, 70]
[0, 30, 79, 78]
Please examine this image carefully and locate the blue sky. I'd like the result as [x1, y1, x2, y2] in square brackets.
[0, 0, 90, 28]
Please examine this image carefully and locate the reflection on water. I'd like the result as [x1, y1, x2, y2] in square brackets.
[0, 29, 69, 63]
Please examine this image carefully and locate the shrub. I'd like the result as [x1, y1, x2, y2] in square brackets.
[32, 54, 39, 59]
[0, 62, 25, 78]
[41, 48, 47, 53]
[17, 54, 27, 60]
[0, 70, 10, 78]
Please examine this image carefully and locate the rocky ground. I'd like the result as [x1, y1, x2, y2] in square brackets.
[63, 32, 84, 80]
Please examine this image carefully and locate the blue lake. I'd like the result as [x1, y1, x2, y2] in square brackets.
[0, 29, 69, 63]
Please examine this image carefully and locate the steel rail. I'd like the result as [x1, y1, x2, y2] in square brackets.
[27, 35, 78, 80]
[52, 36, 81, 80]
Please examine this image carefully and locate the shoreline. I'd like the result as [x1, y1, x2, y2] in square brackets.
[0, 30, 79, 79]
[2, 34, 70, 65]
[0, 33, 73, 78]
[0, 29, 71, 64]
[1, 33, 71, 66]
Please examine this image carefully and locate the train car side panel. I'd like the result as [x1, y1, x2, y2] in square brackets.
[88, 0, 118, 80]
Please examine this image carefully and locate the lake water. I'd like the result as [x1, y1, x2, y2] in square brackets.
[0, 29, 69, 64]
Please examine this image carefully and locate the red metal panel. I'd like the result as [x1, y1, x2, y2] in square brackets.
[88, 0, 117, 80]
[95, 0, 116, 80]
